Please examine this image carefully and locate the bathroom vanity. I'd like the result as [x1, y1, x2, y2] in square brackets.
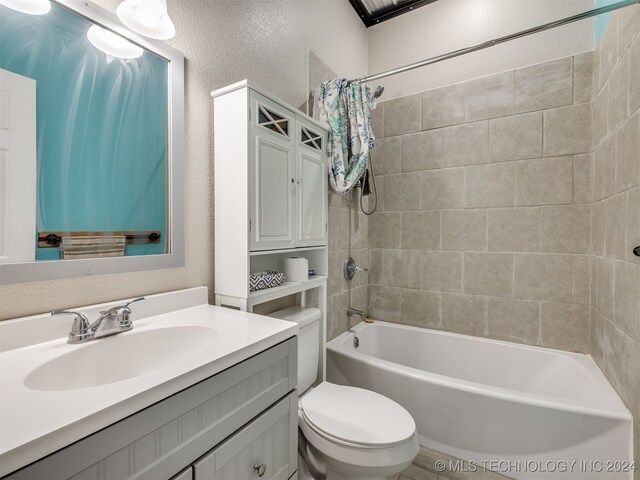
[0, 287, 299, 480]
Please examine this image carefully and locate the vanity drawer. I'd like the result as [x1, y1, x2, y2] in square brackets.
[194, 392, 297, 480]
[5, 338, 297, 480]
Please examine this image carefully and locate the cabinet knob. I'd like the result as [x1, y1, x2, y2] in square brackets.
[253, 463, 267, 477]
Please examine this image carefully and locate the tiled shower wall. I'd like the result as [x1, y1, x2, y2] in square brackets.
[366, 52, 594, 353]
[589, 6, 640, 475]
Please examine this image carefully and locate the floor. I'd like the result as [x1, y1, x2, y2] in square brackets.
[398, 445, 512, 480]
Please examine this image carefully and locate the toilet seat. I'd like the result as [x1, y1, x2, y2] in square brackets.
[299, 382, 416, 448]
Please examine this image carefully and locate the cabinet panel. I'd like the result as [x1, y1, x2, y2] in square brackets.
[297, 149, 327, 246]
[193, 393, 297, 480]
[6, 339, 297, 480]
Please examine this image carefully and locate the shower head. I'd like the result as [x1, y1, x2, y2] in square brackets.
[373, 85, 384, 99]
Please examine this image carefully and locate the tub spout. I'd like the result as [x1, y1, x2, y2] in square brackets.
[347, 307, 367, 321]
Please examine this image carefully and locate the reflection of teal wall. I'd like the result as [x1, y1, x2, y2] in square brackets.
[0, 3, 168, 260]
[595, 0, 615, 42]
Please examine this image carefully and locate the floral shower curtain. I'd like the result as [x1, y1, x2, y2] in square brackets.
[317, 78, 377, 194]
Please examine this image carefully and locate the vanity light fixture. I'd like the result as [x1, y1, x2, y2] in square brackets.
[116, 0, 175, 40]
[87, 25, 143, 59]
[0, 0, 51, 15]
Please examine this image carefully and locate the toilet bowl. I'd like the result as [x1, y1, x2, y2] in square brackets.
[298, 382, 419, 480]
[268, 307, 419, 480]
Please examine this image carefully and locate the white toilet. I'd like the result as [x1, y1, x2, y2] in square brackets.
[269, 307, 419, 480]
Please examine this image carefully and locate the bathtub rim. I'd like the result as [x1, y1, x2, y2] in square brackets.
[327, 321, 631, 422]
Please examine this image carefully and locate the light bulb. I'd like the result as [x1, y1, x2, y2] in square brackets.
[116, 0, 175, 40]
[0, 0, 51, 15]
[136, 2, 161, 29]
[87, 25, 143, 59]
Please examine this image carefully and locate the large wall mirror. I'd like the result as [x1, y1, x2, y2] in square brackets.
[0, 0, 184, 284]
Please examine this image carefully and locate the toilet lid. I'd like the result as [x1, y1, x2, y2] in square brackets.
[300, 382, 416, 447]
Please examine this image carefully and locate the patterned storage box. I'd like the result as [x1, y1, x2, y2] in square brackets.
[249, 270, 286, 291]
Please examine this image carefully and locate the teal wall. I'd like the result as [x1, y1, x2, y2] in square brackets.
[595, 0, 615, 42]
[0, 3, 168, 260]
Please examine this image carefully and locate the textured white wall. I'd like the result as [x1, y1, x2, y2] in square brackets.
[0, 0, 367, 320]
[368, 0, 595, 99]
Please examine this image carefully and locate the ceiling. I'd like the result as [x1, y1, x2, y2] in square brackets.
[349, 0, 438, 27]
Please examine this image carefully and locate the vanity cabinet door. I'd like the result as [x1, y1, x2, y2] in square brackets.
[193, 393, 297, 480]
[295, 119, 327, 247]
[249, 93, 296, 252]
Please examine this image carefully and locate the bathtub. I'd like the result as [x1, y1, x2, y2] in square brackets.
[326, 321, 634, 480]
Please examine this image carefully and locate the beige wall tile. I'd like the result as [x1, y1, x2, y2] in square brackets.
[384, 94, 421, 136]
[328, 292, 349, 340]
[592, 201, 607, 256]
[488, 207, 540, 252]
[441, 292, 487, 336]
[541, 205, 591, 254]
[572, 255, 592, 305]
[464, 71, 515, 122]
[515, 157, 573, 206]
[420, 168, 465, 210]
[328, 206, 349, 251]
[442, 121, 488, 167]
[401, 289, 440, 329]
[421, 251, 463, 293]
[368, 285, 401, 322]
[464, 252, 514, 297]
[489, 112, 542, 162]
[442, 210, 487, 251]
[403, 129, 442, 172]
[328, 251, 346, 296]
[614, 261, 640, 341]
[371, 101, 384, 138]
[615, 112, 640, 193]
[591, 308, 607, 367]
[372, 136, 402, 175]
[591, 257, 599, 309]
[594, 134, 617, 202]
[543, 103, 592, 156]
[574, 52, 594, 104]
[384, 173, 421, 211]
[350, 285, 369, 318]
[421, 83, 465, 130]
[487, 297, 540, 344]
[630, 35, 640, 113]
[541, 303, 590, 353]
[515, 57, 573, 113]
[606, 192, 628, 261]
[368, 212, 401, 248]
[635, 421, 640, 480]
[368, 248, 383, 285]
[592, 84, 609, 148]
[604, 320, 640, 419]
[402, 211, 440, 250]
[514, 254, 573, 302]
[573, 154, 592, 204]
[597, 257, 615, 321]
[608, 51, 630, 134]
[598, 13, 618, 90]
[383, 249, 421, 288]
[350, 205, 368, 250]
[617, 4, 640, 57]
[628, 188, 640, 264]
[465, 163, 515, 208]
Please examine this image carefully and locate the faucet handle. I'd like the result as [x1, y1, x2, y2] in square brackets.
[51, 310, 93, 344]
[113, 296, 145, 329]
[124, 296, 145, 309]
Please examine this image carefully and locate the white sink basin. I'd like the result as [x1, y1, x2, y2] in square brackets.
[24, 325, 218, 391]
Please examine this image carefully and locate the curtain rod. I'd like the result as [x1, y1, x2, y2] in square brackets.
[352, 0, 640, 84]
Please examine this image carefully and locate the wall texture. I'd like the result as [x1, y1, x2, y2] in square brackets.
[367, 0, 594, 100]
[0, 0, 367, 320]
[365, 53, 594, 354]
[589, 5, 640, 475]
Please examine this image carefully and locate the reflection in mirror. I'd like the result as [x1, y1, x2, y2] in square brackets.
[0, 1, 169, 264]
[0, 0, 183, 285]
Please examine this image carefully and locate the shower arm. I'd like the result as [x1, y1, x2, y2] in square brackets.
[350, 0, 640, 85]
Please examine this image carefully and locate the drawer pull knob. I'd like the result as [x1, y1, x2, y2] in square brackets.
[253, 463, 267, 477]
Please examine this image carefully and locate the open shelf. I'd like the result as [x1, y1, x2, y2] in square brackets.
[249, 245, 326, 257]
[248, 275, 327, 305]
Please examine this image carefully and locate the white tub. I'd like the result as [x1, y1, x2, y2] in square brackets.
[326, 322, 634, 480]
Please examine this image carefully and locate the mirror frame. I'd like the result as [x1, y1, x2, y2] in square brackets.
[0, 0, 185, 284]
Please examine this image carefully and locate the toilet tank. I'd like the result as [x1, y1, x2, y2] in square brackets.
[268, 306, 320, 394]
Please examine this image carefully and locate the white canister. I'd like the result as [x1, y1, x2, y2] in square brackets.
[283, 257, 309, 282]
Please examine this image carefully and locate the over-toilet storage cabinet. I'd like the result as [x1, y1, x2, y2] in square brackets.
[212, 82, 328, 312]
[3, 339, 298, 480]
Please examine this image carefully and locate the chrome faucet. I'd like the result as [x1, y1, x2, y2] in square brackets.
[347, 307, 367, 321]
[52, 297, 145, 344]
[343, 256, 368, 281]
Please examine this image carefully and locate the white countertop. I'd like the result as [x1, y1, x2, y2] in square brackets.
[0, 287, 298, 477]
